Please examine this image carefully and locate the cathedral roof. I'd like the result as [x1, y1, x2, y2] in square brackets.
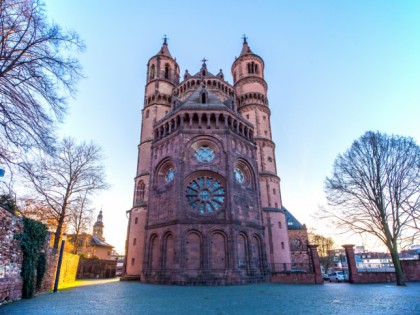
[180, 85, 231, 108]
[282, 206, 306, 230]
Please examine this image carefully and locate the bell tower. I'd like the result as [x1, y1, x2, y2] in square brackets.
[93, 210, 104, 241]
[125, 37, 179, 277]
[232, 36, 291, 266]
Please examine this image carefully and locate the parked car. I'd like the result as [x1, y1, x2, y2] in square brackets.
[328, 271, 347, 282]
[323, 273, 330, 281]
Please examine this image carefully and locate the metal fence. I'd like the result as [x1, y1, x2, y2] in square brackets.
[270, 263, 314, 273]
[356, 263, 395, 273]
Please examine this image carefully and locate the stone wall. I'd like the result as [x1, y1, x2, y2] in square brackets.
[59, 252, 80, 285]
[0, 208, 23, 304]
[77, 258, 116, 279]
[0, 208, 79, 304]
[271, 272, 320, 284]
[40, 249, 79, 291]
[401, 260, 420, 282]
[344, 245, 420, 284]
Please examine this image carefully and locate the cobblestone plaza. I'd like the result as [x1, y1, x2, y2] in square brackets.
[1, 281, 419, 314]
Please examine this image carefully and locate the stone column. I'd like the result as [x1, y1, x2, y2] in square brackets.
[343, 244, 359, 283]
[308, 245, 323, 284]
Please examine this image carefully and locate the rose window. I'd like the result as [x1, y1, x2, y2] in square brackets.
[185, 176, 225, 214]
[194, 145, 215, 163]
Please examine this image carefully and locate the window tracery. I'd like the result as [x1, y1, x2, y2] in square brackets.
[185, 176, 225, 214]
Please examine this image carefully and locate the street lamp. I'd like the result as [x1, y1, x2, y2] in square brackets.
[53, 233, 67, 292]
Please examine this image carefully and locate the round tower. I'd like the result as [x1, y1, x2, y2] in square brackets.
[125, 37, 179, 277]
[232, 37, 291, 266]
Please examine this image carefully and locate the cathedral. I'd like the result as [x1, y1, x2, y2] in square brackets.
[124, 37, 310, 284]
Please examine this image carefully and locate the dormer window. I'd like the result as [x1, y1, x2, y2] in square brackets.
[200, 87, 208, 104]
[201, 92, 207, 104]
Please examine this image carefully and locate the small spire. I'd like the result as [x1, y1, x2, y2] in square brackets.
[157, 35, 173, 58]
[201, 57, 207, 65]
[242, 34, 248, 44]
[239, 35, 253, 56]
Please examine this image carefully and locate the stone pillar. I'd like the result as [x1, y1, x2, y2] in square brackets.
[308, 245, 323, 284]
[343, 244, 359, 283]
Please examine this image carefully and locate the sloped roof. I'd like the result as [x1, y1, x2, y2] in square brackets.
[181, 86, 227, 108]
[282, 206, 306, 230]
[91, 236, 114, 248]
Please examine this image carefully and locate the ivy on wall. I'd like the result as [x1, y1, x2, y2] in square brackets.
[15, 218, 48, 298]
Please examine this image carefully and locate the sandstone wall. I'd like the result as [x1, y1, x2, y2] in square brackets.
[0, 208, 23, 304]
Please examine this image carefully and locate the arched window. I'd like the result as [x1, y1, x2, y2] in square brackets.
[149, 64, 155, 79]
[145, 110, 149, 118]
[164, 64, 170, 79]
[133, 238, 137, 246]
[201, 92, 207, 104]
[137, 181, 145, 201]
[135, 217, 138, 224]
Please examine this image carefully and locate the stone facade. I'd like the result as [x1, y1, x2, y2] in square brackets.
[0, 208, 23, 304]
[125, 38, 308, 284]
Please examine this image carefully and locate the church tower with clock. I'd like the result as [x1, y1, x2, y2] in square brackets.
[124, 37, 306, 284]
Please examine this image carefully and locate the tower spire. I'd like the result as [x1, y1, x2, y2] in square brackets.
[240, 34, 252, 56]
[163, 34, 168, 45]
[242, 34, 248, 44]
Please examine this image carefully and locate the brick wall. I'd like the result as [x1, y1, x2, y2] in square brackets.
[77, 258, 116, 279]
[0, 208, 23, 304]
[401, 260, 420, 281]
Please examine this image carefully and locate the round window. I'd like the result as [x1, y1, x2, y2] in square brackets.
[165, 168, 175, 182]
[234, 168, 244, 183]
[194, 145, 215, 163]
[185, 176, 225, 214]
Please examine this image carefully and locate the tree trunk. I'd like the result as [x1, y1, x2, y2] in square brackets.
[388, 244, 405, 286]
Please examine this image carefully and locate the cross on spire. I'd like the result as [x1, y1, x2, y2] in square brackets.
[201, 57, 207, 64]
[163, 34, 168, 44]
[242, 34, 248, 44]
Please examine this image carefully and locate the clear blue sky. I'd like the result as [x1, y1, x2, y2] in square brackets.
[44, 0, 420, 253]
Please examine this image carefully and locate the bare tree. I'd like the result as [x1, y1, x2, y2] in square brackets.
[0, 0, 84, 166]
[324, 131, 419, 286]
[68, 191, 94, 253]
[308, 232, 336, 272]
[21, 137, 108, 249]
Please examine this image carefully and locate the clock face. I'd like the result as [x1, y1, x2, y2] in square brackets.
[194, 145, 215, 163]
[185, 176, 225, 214]
[234, 168, 244, 183]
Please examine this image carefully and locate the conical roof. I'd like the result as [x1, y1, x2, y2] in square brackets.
[157, 41, 173, 58]
[240, 40, 253, 56]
